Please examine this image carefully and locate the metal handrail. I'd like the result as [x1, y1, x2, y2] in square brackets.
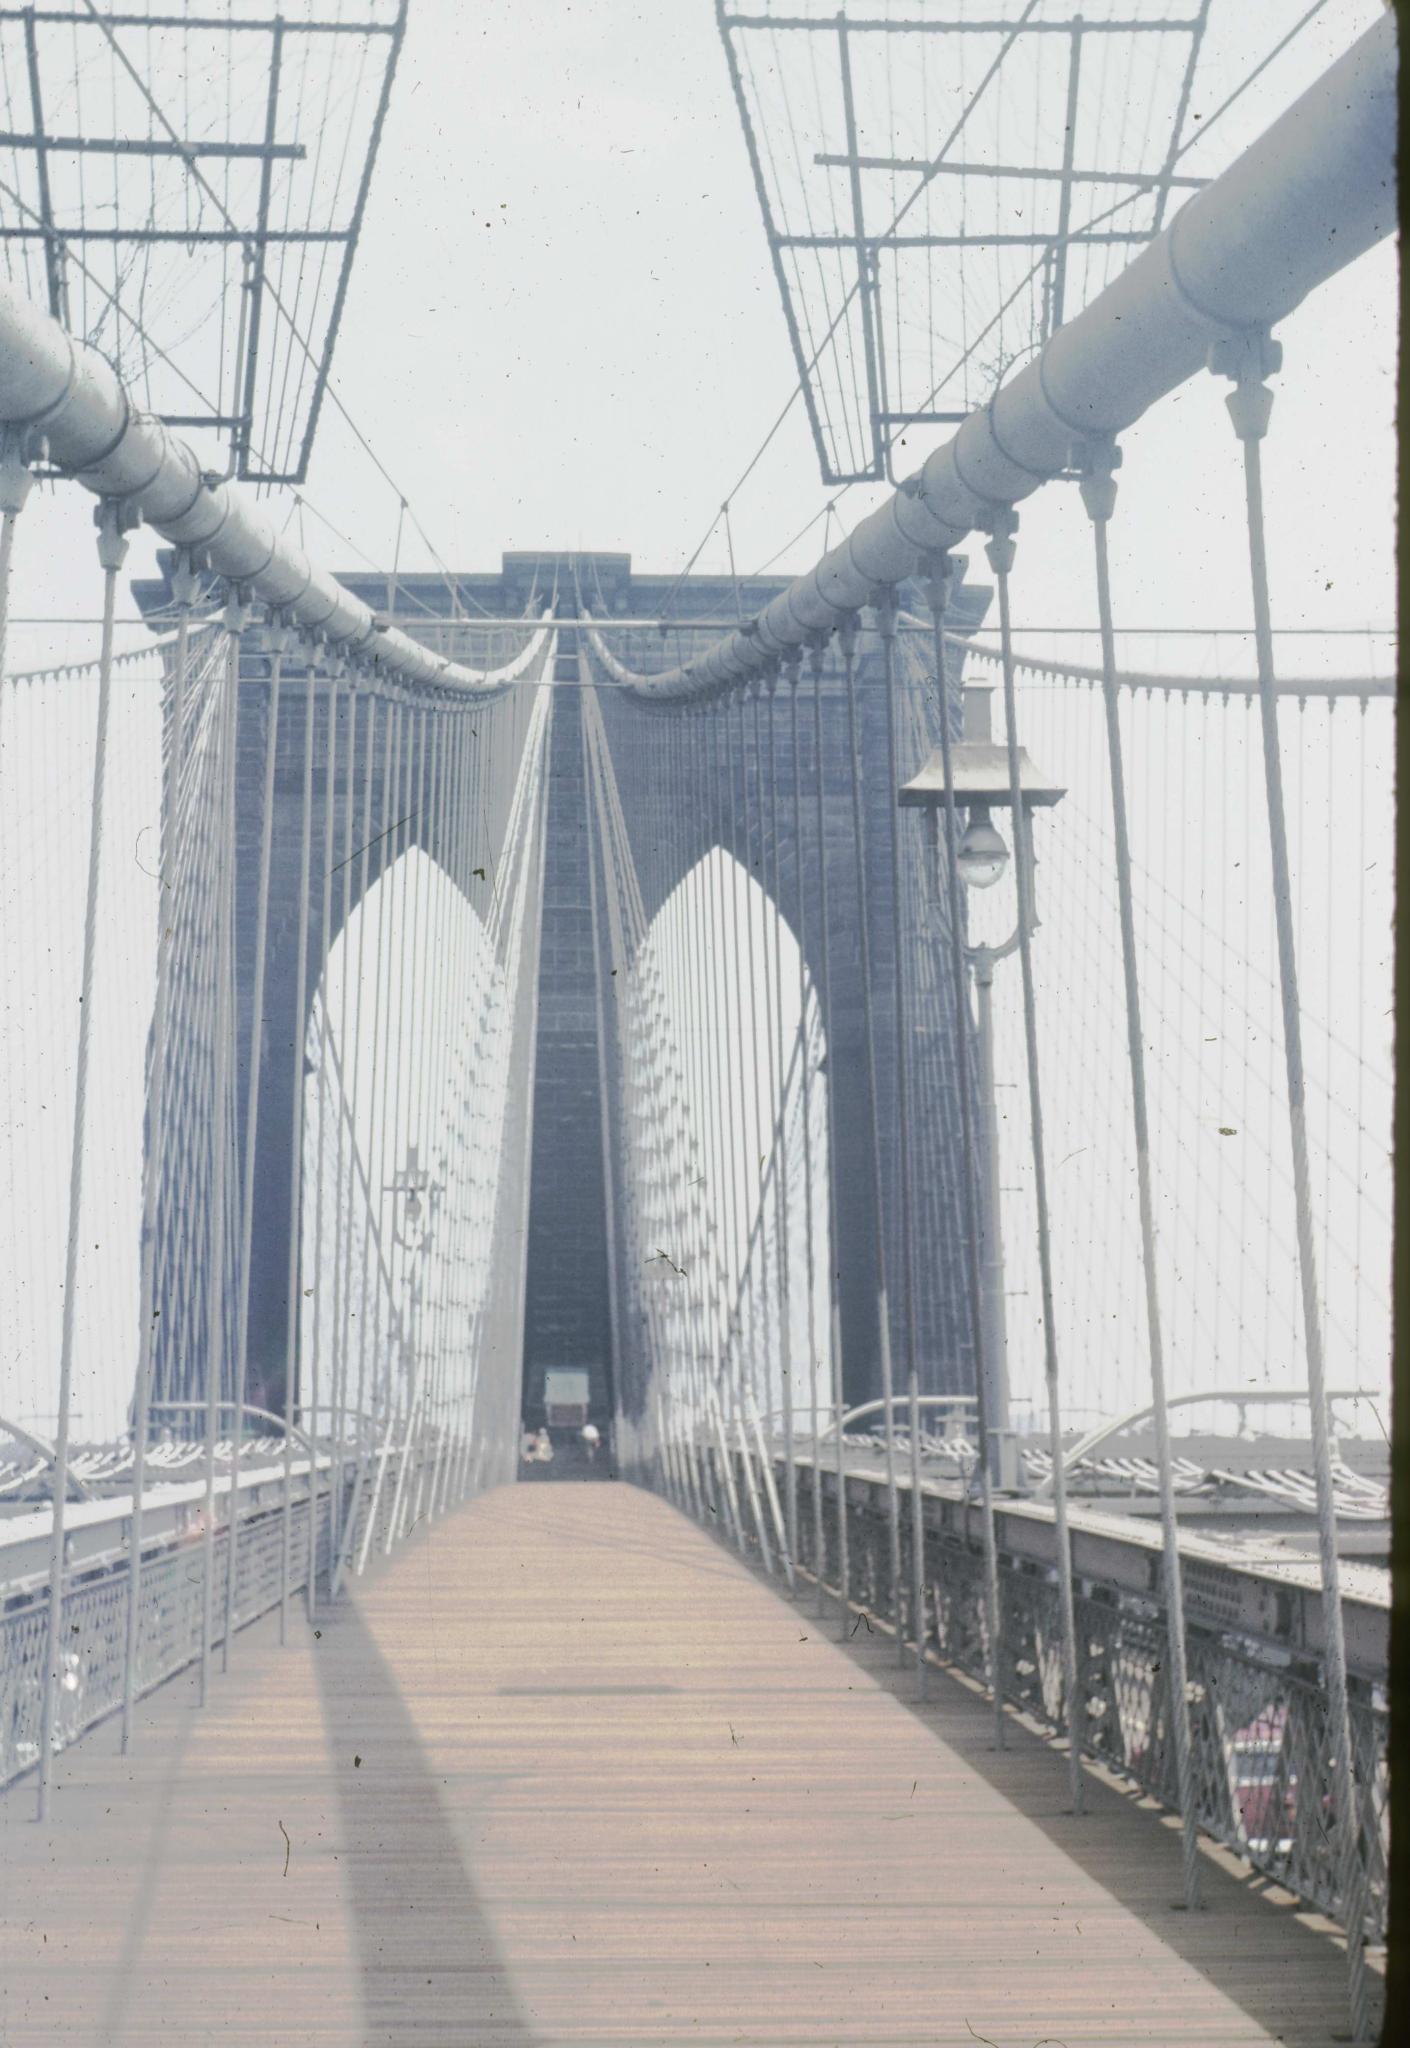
[1031, 1387, 1380, 1497]
[0, 1413, 96, 1499]
[819, 1395, 977, 1443]
[148, 1400, 318, 1462]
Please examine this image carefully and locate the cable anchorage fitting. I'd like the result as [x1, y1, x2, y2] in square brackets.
[261, 608, 294, 663]
[1069, 434, 1122, 525]
[1209, 328, 1281, 445]
[921, 550, 955, 619]
[297, 626, 327, 674]
[168, 545, 208, 613]
[94, 495, 141, 574]
[222, 581, 256, 640]
[0, 421, 44, 518]
[981, 505, 1019, 579]
[869, 583, 899, 638]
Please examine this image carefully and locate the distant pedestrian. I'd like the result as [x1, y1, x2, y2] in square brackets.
[580, 1421, 601, 1464]
[534, 1428, 554, 1464]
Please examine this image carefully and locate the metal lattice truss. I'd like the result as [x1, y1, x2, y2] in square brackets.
[0, 0, 407, 482]
[718, 1, 1361, 485]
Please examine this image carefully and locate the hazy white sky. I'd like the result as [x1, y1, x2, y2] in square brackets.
[3, 0, 1396, 669]
[0, 3, 1395, 1437]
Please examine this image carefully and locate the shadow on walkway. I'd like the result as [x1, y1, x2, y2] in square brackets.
[813, 1558, 1377, 2045]
[310, 1594, 541, 2043]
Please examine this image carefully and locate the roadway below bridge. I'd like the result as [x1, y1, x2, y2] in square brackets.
[0, 1484, 1369, 2045]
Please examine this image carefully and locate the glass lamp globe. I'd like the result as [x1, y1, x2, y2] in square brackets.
[956, 807, 1010, 890]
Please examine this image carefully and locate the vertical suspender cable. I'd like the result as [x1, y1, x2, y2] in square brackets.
[380, 698, 416, 1550]
[807, 640, 851, 1635]
[922, 557, 1005, 1749]
[705, 703, 746, 1538]
[391, 700, 430, 1540]
[330, 685, 361, 1557]
[281, 650, 318, 1643]
[656, 710, 691, 1510]
[726, 689, 777, 1574]
[985, 511, 1083, 1814]
[457, 701, 481, 1500]
[874, 588, 927, 1687]
[739, 687, 791, 1578]
[424, 714, 452, 1520]
[839, 614, 903, 1643]
[425, 714, 455, 1521]
[199, 606, 241, 1704]
[583, 690, 629, 1500]
[226, 613, 288, 1668]
[443, 709, 466, 1509]
[762, 673, 799, 1572]
[409, 711, 438, 1530]
[786, 660, 825, 1603]
[124, 557, 196, 1746]
[419, 702, 447, 1504]
[1216, 332, 1368, 2038]
[681, 706, 714, 1518]
[1078, 444, 1200, 1899]
[375, 695, 410, 1546]
[308, 673, 341, 1617]
[678, 710, 708, 1516]
[355, 694, 398, 1571]
[584, 709, 633, 1475]
[39, 496, 133, 1819]
[705, 706, 746, 1542]
[739, 691, 771, 1436]
[1078, 437, 1201, 1905]
[386, 704, 424, 1550]
[658, 714, 682, 1489]
[701, 705, 748, 1551]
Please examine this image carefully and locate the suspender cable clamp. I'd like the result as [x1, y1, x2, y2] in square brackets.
[0, 420, 39, 514]
[981, 505, 1018, 581]
[94, 494, 140, 573]
[1070, 434, 1122, 524]
[1211, 328, 1281, 444]
[223, 583, 256, 639]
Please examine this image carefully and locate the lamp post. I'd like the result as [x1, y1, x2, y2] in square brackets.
[899, 683, 1065, 1490]
[384, 1143, 443, 1533]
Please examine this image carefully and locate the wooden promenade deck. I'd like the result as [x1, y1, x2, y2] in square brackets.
[0, 1482, 1368, 2045]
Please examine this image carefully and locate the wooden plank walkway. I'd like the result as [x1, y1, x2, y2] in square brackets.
[0, 1482, 1369, 2045]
